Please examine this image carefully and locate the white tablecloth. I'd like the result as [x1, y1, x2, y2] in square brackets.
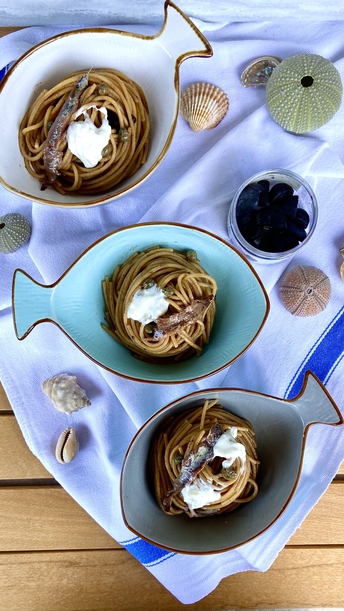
[0, 17, 344, 605]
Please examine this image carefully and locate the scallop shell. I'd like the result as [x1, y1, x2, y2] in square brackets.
[266, 53, 343, 133]
[279, 265, 331, 317]
[0, 213, 31, 254]
[55, 427, 79, 464]
[180, 82, 229, 132]
[241, 56, 281, 88]
[42, 373, 91, 415]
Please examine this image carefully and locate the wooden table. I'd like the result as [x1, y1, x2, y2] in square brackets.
[0, 381, 343, 610]
[0, 25, 343, 611]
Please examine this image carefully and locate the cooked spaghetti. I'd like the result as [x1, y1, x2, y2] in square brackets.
[101, 246, 217, 363]
[19, 69, 150, 195]
[151, 399, 259, 517]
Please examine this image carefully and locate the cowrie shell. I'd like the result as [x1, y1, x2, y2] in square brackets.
[55, 427, 79, 464]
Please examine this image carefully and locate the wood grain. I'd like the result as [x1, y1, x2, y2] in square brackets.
[0, 481, 342, 552]
[0, 547, 343, 611]
[0, 415, 52, 480]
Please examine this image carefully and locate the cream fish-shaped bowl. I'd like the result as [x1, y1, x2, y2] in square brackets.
[12, 222, 269, 384]
[121, 373, 343, 554]
[0, 1, 212, 208]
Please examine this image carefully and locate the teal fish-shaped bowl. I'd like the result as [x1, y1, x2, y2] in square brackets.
[12, 222, 269, 384]
[121, 372, 343, 553]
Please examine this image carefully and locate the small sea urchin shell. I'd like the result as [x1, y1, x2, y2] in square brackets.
[279, 265, 331, 317]
[241, 56, 281, 88]
[266, 53, 343, 133]
[42, 373, 91, 414]
[0, 213, 31, 254]
[180, 82, 229, 132]
[55, 427, 79, 464]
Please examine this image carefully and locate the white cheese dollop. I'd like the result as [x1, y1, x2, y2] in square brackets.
[127, 284, 169, 325]
[213, 426, 246, 471]
[181, 478, 221, 510]
[66, 105, 111, 168]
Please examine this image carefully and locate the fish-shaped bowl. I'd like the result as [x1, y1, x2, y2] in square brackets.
[12, 222, 269, 384]
[0, 1, 212, 208]
[120, 372, 343, 553]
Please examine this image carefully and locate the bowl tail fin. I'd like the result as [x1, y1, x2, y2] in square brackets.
[158, 0, 213, 62]
[296, 371, 343, 427]
[12, 270, 54, 340]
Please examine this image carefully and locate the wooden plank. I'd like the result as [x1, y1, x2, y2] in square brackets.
[0, 486, 119, 551]
[0, 383, 12, 411]
[0, 415, 52, 480]
[0, 547, 343, 611]
[0, 482, 343, 552]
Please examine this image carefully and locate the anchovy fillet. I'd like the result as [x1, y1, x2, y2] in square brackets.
[162, 421, 222, 509]
[153, 294, 214, 339]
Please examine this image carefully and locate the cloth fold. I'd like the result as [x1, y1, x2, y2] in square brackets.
[1, 19, 344, 605]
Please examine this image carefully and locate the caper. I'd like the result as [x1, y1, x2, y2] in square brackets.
[101, 144, 112, 157]
[98, 82, 108, 95]
[186, 250, 198, 261]
[174, 455, 183, 464]
[142, 278, 155, 290]
[162, 285, 174, 297]
[118, 127, 130, 142]
[220, 467, 237, 480]
[144, 323, 154, 335]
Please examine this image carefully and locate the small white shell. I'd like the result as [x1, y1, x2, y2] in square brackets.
[180, 82, 229, 132]
[55, 427, 79, 464]
[42, 373, 91, 415]
[241, 56, 281, 88]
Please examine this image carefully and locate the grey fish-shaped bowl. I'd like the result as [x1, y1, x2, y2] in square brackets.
[12, 222, 269, 384]
[0, 1, 212, 207]
[120, 372, 343, 553]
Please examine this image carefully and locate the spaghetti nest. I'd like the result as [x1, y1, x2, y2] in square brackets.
[101, 246, 217, 363]
[19, 69, 150, 195]
[151, 399, 259, 517]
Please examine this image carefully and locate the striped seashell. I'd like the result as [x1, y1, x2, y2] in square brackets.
[266, 53, 343, 134]
[279, 265, 331, 317]
[55, 427, 79, 464]
[0, 213, 31, 254]
[180, 82, 229, 132]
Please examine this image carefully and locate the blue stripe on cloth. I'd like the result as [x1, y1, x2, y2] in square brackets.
[121, 536, 176, 567]
[0, 63, 12, 82]
[284, 306, 344, 399]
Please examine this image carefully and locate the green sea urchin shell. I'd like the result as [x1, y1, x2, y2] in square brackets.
[0, 213, 31, 254]
[266, 53, 343, 133]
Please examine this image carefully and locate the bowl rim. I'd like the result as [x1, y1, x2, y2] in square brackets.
[120, 371, 344, 554]
[0, 1, 213, 208]
[227, 168, 318, 261]
[12, 221, 270, 384]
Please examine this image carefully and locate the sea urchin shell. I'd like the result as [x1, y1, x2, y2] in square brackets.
[180, 82, 229, 132]
[0, 213, 31, 254]
[279, 265, 331, 317]
[266, 53, 343, 133]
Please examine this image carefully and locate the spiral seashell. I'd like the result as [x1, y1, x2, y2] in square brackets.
[180, 82, 229, 132]
[42, 373, 91, 415]
[55, 427, 79, 464]
[241, 56, 281, 88]
[279, 265, 331, 317]
[0, 213, 31, 254]
[266, 53, 343, 133]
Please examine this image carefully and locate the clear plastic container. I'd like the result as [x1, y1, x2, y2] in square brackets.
[227, 169, 318, 264]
